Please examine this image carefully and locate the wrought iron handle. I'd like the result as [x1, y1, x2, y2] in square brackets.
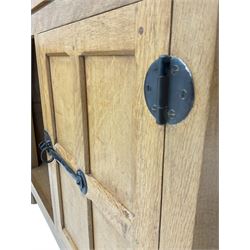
[39, 131, 88, 194]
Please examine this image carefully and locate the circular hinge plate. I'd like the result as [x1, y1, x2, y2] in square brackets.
[144, 55, 194, 125]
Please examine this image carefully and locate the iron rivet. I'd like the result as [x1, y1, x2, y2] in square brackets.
[151, 104, 157, 112]
[171, 64, 179, 75]
[138, 27, 144, 35]
[168, 109, 176, 119]
[180, 89, 187, 100]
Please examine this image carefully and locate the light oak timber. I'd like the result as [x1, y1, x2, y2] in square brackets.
[159, 0, 219, 249]
[34, 1, 218, 249]
[49, 55, 93, 250]
[32, 0, 141, 35]
[35, 40, 64, 235]
[192, 39, 219, 250]
[32, 164, 53, 218]
[35, 5, 137, 249]
[35, 5, 135, 55]
[85, 54, 137, 249]
[133, 0, 172, 249]
[35, 1, 172, 249]
[55, 143, 134, 242]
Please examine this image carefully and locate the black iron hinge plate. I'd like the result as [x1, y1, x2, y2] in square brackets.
[144, 55, 194, 125]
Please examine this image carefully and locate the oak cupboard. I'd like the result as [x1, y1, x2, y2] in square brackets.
[31, 0, 218, 249]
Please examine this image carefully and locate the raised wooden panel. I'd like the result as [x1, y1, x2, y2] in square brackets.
[86, 55, 136, 249]
[93, 210, 129, 250]
[54, 143, 134, 243]
[49, 56, 93, 250]
[86, 56, 135, 209]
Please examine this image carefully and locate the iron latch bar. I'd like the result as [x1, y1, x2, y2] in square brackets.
[39, 131, 87, 194]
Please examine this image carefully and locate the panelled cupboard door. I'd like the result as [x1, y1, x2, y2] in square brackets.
[35, 0, 218, 249]
[35, 0, 172, 249]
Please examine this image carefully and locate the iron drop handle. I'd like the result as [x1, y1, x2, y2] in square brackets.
[39, 131, 87, 194]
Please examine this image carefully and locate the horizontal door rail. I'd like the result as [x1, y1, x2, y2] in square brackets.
[39, 131, 134, 242]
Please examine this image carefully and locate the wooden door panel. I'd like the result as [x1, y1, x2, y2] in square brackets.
[93, 209, 130, 250]
[35, 1, 173, 249]
[49, 56, 92, 249]
[50, 56, 76, 155]
[86, 56, 136, 209]
[86, 55, 136, 249]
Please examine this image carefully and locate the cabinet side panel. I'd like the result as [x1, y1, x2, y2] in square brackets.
[159, 0, 218, 249]
[192, 42, 218, 250]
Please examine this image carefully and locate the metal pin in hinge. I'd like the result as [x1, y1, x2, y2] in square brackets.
[154, 56, 170, 125]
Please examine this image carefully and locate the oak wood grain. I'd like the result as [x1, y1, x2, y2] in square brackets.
[34, 1, 218, 249]
[133, 0, 172, 249]
[35, 4, 135, 56]
[35, 5, 136, 248]
[85, 55, 138, 249]
[32, 0, 140, 35]
[192, 39, 219, 250]
[49, 55, 93, 250]
[32, 164, 53, 218]
[159, 0, 219, 249]
[55, 143, 135, 243]
[31, 0, 52, 13]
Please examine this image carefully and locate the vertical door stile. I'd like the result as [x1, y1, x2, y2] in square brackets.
[34, 38, 64, 232]
[35, 34, 94, 249]
[45, 54, 65, 233]
[49, 54, 92, 250]
[72, 54, 94, 250]
[133, 0, 172, 249]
